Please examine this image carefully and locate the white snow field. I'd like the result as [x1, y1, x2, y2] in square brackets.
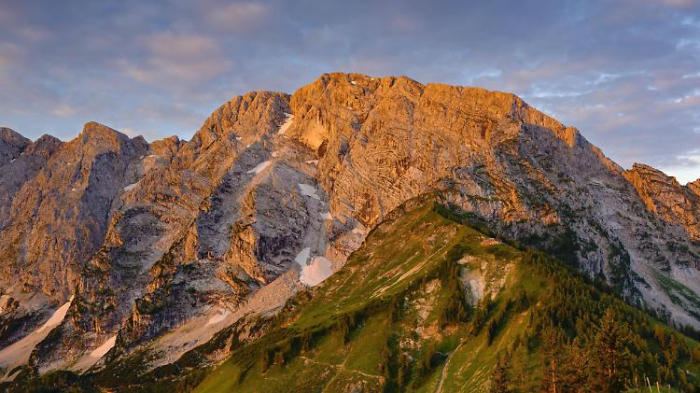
[277, 114, 294, 135]
[298, 183, 320, 200]
[0, 297, 74, 377]
[247, 160, 271, 174]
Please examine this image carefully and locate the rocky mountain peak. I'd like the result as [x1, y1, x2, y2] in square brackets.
[147, 135, 182, 159]
[193, 91, 290, 150]
[78, 121, 133, 147]
[0, 127, 30, 146]
[624, 163, 700, 240]
[23, 135, 63, 157]
[0, 119, 149, 309]
[625, 163, 684, 208]
[290, 72, 583, 154]
[0, 127, 31, 167]
[687, 178, 700, 196]
[1, 73, 700, 384]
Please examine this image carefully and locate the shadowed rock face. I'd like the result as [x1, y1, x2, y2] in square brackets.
[0, 123, 148, 303]
[288, 74, 700, 326]
[1, 73, 699, 378]
[0, 135, 63, 228]
[0, 128, 31, 167]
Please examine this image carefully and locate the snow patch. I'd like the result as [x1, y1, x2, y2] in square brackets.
[278, 114, 294, 135]
[351, 80, 357, 85]
[39, 299, 73, 332]
[298, 183, 320, 200]
[206, 310, 231, 326]
[306, 160, 319, 165]
[90, 335, 116, 359]
[71, 335, 117, 372]
[294, 247, 311, 266]
[271, 151, 278, 158]
[300, 257, 333, 286]
[320, 212, 332, 220]
[0, 297, 74, 372]
[123, 183, 138, 192]
[247, 160, 271, 174]
[149, 270, 303, 370]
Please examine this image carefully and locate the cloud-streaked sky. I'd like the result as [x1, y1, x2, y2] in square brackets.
[1, 0, 699, 182]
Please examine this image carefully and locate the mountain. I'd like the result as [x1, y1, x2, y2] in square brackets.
[0, 128, 31, 167]
[192, 198, 700, 392]
[0, 73, 699, 391]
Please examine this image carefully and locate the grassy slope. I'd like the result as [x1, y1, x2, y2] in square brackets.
[194, 199, 700, 392]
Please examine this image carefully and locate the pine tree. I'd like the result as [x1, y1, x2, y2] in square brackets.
[471, 296, 491, 335]
[259, 350, 271, 372]
[541, 326, 566, 393]
[274, 350, 285, 366]
[588, 308, 631, 392]
[487, 319, 497, 345]
[418, 340, 437, 376]
[509, 339, 528, 391]
[490, 352, 510, 393]
[561, 338, 589, 392]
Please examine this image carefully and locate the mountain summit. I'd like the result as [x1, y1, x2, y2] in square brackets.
[0, 73, 698, 391]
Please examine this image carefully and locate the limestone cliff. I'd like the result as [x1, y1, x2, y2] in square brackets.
[0, 128, 31, 167]
[0, 73, 699, 380]
[625, 163, 700, 240]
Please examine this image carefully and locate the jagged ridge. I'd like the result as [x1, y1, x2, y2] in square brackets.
[0, 73, 698, 387]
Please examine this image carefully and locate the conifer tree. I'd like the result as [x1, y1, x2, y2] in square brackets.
[490, 352, 510, 393]
[541, 326, 567, 393]
[588, 308, 631, 392]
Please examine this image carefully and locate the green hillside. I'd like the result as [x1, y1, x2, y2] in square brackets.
[193, 198, 700, 393]
[8, 197, 700, 392]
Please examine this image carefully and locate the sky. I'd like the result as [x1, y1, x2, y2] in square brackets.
[1, 1, 699, 183]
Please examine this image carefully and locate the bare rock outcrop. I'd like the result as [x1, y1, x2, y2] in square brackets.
[624, 163, 700, 240]
[0, 123, 147, 304]
[288, 73, 700, 328]
[0, 128, 31, 167]
[1, 73, 699, 378]
[0, 135, 63, 227]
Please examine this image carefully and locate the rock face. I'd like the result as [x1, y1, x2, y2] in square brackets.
[287, 74, 700, 327]
[0, 123, 148, 304]
[624, 163, 700, 240]
[0, 128, 31, 167]
[0, 135, 63, 228]
[0, 73, 699, 378]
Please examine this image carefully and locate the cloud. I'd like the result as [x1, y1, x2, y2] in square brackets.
[657, 0, 696, 7]
[659, 151, 700, 184]
[0, 43, 23, 79]
[121, 127, 139, 138]
[0, 0, 699, 182]
[51, 104, 76, 117]
[119, 126, 163, 142]
[204, 1, 269, 31]
[124, 32, 231, 88]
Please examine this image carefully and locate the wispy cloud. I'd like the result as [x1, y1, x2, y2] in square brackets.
[124, 32, 231, 87]
[0, 0, 698, 182]
[51, 104, 76, 117]
[204, 1, 269, 31]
